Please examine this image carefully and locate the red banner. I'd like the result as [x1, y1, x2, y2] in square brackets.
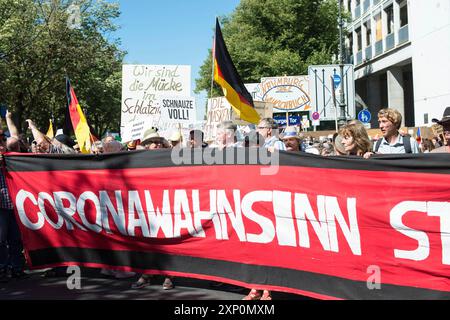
[4, 150, 450, 299]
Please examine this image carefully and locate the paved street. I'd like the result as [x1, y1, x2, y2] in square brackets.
[0, 268, 309, 300]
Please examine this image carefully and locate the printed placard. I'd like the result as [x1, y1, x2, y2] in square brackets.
[159, 97, 196, 125]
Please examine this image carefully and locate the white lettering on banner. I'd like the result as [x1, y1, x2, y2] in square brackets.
[38, 192, 64, 230]
[145, 190, 173, 238]
[217, 190, 246, 242]
[77, 192, 102, 233]
[17, 190, 450, 262]
[16, 190, 44, 230]
[391, 201, 450, 265]
[241, 191, 275, 244]
[99, 191, 127, 235]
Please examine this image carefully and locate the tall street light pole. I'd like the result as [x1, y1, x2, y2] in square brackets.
[338, 0, 347, 125]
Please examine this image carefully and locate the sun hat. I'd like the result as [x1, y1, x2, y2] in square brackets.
[432, 107, 450, 125]
[281, 126, 301, 140]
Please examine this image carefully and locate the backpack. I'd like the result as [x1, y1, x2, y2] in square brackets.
[375, 135, 412, 154]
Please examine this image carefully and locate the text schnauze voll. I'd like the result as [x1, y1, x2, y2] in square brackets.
[15, 189, 450, 265]
[162, 99, 194, 120]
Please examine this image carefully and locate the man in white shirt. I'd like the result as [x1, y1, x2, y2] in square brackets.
[216, 121, 240, 148]
[256, 118, 286, 151]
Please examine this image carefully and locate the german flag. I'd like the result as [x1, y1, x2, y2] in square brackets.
[213, 18, 260, 124]
[66, 78, 92, 154]
[46, 119, 54, 139]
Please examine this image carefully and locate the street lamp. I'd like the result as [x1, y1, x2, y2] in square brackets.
[338, 0, 347, 126]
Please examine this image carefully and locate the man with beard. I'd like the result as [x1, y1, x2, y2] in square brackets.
[281, 127, 302, 152]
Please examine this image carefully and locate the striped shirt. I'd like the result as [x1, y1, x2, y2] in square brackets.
[0, 171, 13, 209]
[263, 136, 287, 151]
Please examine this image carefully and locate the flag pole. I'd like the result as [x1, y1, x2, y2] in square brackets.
[210, 17, 217, 99]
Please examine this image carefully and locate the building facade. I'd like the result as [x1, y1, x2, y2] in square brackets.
[344, 0, 450, 128]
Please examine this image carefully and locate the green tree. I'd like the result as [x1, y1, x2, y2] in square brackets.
[0, 0, 125, 137]
[195, 0, 340, 97]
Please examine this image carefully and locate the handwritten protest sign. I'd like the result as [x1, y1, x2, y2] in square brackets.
[204, 97, 232, 142]
[121, 64, 191, 142]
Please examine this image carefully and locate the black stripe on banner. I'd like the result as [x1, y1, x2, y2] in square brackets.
[5, 149, 450, 174]
[29, 247, 450, 300]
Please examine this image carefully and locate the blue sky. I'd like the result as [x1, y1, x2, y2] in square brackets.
[115, 0, 241, 119]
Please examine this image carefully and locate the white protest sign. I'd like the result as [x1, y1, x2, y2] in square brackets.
[159, 97, 196, 125]
[204, 97, 232, 142]
[121, 117, 160, 142]
[121, 64, 191, 142]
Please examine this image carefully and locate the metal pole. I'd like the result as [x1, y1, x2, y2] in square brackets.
[210, 18, 217, 99]
[338, 0, 347, 124]
[331, 76, 338, 133]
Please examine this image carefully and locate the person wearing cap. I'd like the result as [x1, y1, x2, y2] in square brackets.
[431, 107, 450, 153]
[281, 126, 302, 152]
[168, 131, 182, 149]
[140, 127, 170, 150]
[131, 126, 174, 290]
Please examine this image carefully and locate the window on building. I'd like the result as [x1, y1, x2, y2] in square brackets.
[375, 14, 382, 41]
[356, 27, 362, 51]
[400, 2, 408, 27]
[385, 5, 394, 34]
[356, 0, 361, 6]
[365, 21, 372, 46]
[347, 33, 354, 56]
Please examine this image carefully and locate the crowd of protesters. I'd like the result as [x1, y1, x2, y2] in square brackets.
[0, 107, 449, 299]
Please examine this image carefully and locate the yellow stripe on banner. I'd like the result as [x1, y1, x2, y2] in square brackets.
[75, 103, 92, 154]
[214, 61, 261, 124]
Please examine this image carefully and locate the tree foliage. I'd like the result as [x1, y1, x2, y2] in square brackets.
[0, 0, 125, 137]
[195, 0, 340, 97]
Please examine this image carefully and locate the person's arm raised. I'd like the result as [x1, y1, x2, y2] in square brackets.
[6, 111, 20, 139]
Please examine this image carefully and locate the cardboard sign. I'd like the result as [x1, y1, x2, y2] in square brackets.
[121, 64, 191, 142]
[204, 97, 232, 142]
